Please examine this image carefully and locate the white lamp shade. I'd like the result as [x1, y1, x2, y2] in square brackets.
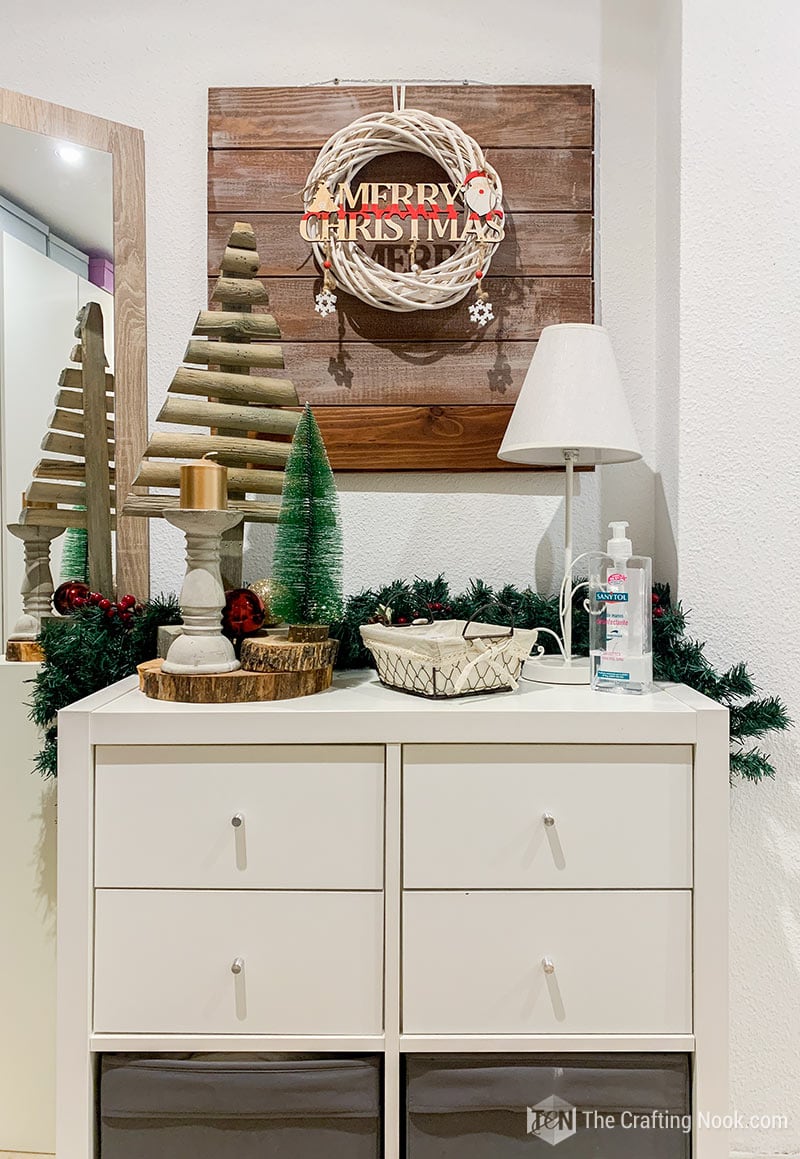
[497, 323, 642, 466]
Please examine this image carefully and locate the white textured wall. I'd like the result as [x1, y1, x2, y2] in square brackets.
[0, 0, 658, 599]
[679, 2, 800, 1154]
[3, 5, 799, 1159]
[654, 0, 681, 593]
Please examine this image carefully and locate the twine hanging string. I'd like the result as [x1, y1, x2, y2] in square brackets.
[302, 105, 504, 313]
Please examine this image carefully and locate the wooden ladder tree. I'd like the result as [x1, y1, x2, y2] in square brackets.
[123, 221, 301, 587]
[6, 302, 115, 657]
[18, 301, 115, 593]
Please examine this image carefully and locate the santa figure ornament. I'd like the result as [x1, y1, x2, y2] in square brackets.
[460, 170, 502, 327]
[460, 170, 500, 219]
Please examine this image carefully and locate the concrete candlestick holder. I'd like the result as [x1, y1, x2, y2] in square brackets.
[162, 509, 244, 675]
[6, 522, 62, 641]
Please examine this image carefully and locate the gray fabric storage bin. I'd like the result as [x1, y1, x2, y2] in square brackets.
[100, 1054, 381, 1159]
[406, 1054, 690, 1159]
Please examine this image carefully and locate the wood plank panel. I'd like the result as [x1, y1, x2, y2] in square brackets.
[208, 148, 592, 214]
[209, 213, 592, 278]
[207, 276, 593, 343]
[283, 342, 535, 406]
[209, 83, 594, 472]
[314, 405, 521, 471]
[208, 85, 593, 149]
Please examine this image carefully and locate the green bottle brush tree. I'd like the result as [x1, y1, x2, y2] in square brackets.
[271, 403, 343, 628]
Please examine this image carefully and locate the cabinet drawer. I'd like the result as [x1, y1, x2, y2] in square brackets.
[403, 744, 692, 888]
[94, 889, 384, 1034]
[403, 890, 691, 1034]
[95, 745, 384, 889]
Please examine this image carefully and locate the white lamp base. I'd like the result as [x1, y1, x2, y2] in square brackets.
[522, 654, 590, 685]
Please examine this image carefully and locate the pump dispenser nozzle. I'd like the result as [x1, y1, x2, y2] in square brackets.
[606, 521, 633, 560]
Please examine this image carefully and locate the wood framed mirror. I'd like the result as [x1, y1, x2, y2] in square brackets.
[0, 87, 149, 622]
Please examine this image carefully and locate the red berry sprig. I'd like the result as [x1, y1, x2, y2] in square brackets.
[426, 600, 453, 617]
[69, 589, 140, 626]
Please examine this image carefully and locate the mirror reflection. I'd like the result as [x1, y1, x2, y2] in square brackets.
[0, 123, 114, 646]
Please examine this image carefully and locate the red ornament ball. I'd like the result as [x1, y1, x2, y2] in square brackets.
[323, 259, 332, 269]
[652, 592, 660, 605]
[653, 606, 665, 619]
[222, 588, 266, 638]
[53, 580, 90, 615]
[475, 269, 484, 279]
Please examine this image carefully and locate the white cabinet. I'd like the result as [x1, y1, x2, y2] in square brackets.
[94, 889, 384, 1035]
[56, 674, 730, 1159]
[402, 889, 692, 1034]
[403, 744, 693, 888]
[0, 660, 55, 1154]
[95, 744, 385, 889]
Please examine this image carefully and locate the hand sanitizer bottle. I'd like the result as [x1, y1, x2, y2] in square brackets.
[589, 521, 653, 694]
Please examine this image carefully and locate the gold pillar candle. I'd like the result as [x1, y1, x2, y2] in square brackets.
[179, 456, 228, 510]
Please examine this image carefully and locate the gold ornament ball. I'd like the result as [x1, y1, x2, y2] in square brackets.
[247, 578, 283, 626]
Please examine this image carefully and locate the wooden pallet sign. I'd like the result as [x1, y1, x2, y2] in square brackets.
[208, 84, 595, 470]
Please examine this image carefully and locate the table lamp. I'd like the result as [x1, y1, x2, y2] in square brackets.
[497, 323, 642, 684]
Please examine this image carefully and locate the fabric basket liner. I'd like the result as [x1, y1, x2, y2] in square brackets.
[101, 1054, 381, 1120]
[361, 620, 536, 664]
[406, 1054, 689, 1116]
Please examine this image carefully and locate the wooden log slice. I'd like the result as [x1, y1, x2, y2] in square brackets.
[138, 658, 334, 703]
[241, 636, 339, 673]
[5, 639, 45, 662]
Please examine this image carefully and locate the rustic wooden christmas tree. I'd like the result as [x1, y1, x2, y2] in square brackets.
[6, 302, 115, 659]
[122, 221, 301, 586]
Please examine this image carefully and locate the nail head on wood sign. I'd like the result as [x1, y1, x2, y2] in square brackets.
[208, 84, 595, 470]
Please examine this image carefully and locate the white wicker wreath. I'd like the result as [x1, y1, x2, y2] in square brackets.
[302, 108, 504, 314]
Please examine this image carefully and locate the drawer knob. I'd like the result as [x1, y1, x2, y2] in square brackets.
[231, 957, 245, 975]
[543, 812, 556, 827]
[231, 814, 244, 828]
[542, 957, 556, 975]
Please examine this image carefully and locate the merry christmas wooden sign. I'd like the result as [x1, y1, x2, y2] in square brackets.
[301, 177, 505, 243]
[208, 84, 594, 470]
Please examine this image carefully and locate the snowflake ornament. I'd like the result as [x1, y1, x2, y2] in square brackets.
[469, 297, 495, 327]
[315, 289, 338, 317]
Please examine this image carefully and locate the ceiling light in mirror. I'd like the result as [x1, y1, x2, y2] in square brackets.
[54, 143, 83, 165]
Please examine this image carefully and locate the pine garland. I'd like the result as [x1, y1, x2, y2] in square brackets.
[29, 594, 181, 778]
[25, 570, 791, 785]
[271, 404, 343, 625]
[331, 576, 790, 783]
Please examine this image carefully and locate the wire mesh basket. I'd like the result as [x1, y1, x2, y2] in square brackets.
[360, 606, 538, 699]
